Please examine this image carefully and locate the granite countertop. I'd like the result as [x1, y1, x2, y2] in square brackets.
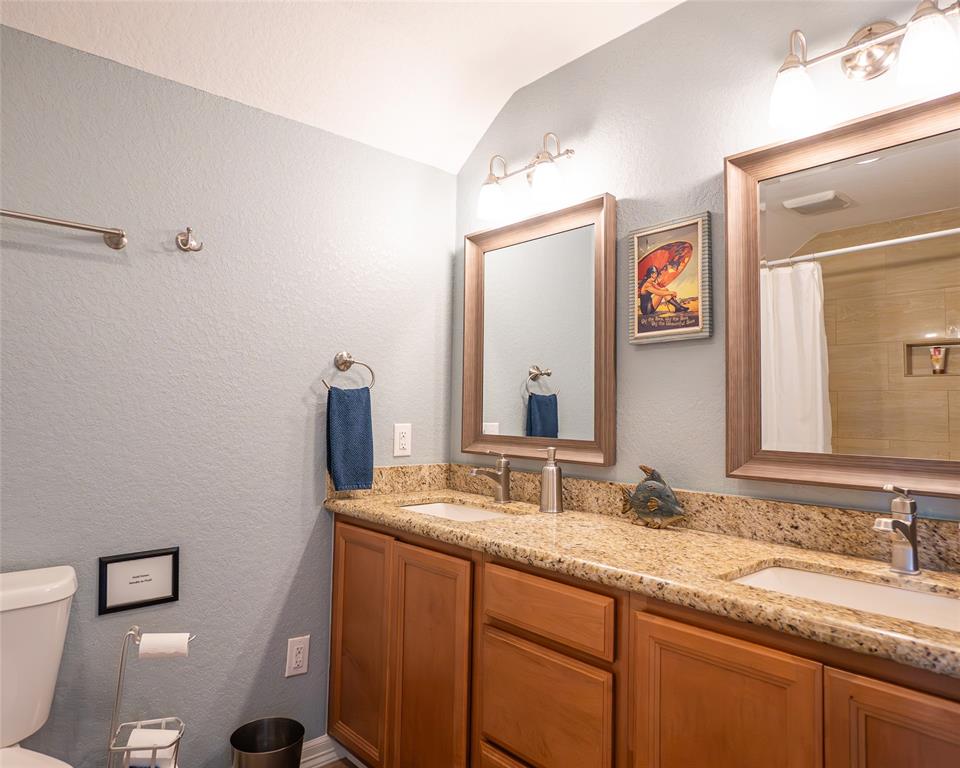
[325, 488, 960, 679]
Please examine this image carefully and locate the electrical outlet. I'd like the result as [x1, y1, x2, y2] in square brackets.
[393, 423, 412, 457]
[285, 635, 310, 677]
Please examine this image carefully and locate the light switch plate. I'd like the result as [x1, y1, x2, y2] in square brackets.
[394, 423, 412, 457]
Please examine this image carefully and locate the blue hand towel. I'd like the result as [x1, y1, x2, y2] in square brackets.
[326, 386, 374, 491]
[526, 393, 559, 438]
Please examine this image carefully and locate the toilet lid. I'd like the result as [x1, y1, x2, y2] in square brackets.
[0, 747, 72, 768]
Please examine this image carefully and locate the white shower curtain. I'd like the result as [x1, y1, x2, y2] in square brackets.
[760, 262, 832, 453]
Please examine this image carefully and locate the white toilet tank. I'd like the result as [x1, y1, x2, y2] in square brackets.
[0, 566, 77, 747]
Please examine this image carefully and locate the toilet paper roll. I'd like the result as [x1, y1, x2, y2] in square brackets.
[126, 727, 179, 768]
[138, 632, 190, 659]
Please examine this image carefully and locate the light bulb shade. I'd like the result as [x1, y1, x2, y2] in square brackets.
[530, 158, 562, 209]
[898, 7, 960, 97]
[769, 63, 821, 134]
[477, 180, 505, 221]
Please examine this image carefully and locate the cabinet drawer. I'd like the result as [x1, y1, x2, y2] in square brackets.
[481, 627, 613, 768]
[479, 742, 529, 768]
[483, 563, 615, 660]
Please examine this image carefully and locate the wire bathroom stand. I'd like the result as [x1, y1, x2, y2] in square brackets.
[107, 626, 191, 768]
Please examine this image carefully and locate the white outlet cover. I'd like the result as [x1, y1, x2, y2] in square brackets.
[285, 635, 310, 677]
[394, 423, 412, 457]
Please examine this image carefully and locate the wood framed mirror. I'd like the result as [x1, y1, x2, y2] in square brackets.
[725, 93, 960, 498]
[462, 194, 616, 465]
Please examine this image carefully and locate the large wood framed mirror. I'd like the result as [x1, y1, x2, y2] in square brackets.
[726, 93, 960, 497]
[462, 194, 616, 465]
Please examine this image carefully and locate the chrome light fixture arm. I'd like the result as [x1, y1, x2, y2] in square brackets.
[483, 132, 575, 185]
[783, 1, 959, 77]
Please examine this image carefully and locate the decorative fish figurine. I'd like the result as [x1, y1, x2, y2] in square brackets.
[620, 465, 685, 528]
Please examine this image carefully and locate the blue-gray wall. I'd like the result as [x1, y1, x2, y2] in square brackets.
[452, 0, 960, 518]
[0, 26, 454, 768]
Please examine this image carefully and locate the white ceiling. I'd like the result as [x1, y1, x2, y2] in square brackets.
[0, 1, 681, 173]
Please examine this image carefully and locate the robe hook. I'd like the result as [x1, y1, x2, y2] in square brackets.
[176, 227, 204, 252]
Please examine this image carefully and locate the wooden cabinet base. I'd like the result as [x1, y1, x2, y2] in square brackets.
[825, 668, 960, 768]
[632, 611, 823, 768]
[329, 518, 960, 768]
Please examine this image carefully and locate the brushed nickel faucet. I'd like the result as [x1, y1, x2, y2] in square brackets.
[873, 484, 920, 575]
[470, 452, 511, 503]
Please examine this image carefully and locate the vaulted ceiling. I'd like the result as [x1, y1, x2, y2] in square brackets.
[0, 1, 682, 172]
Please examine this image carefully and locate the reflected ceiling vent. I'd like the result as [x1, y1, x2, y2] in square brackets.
[782, 190, 853, 215]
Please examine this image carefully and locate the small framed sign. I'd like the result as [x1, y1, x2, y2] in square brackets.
[98, 547, 179, 615]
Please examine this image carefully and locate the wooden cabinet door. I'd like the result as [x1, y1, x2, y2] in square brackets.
[481, 626, 614, 768]
[632, 612, 822, 768]
[390, 542, 472, 768]
[479, 742, 530, 768]
[825, 668, 960, 768]
[328, 522, 394, 768]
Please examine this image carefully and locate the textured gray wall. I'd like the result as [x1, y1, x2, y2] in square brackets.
[452, 1, 960, 518]
[0, 26, 454, 768]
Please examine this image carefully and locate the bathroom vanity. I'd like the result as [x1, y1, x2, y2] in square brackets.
[325, 488, 960, 768]
[327, 93, 960, 768]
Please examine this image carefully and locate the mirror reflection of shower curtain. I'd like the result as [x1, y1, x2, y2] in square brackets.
[760, 262, 832, 453]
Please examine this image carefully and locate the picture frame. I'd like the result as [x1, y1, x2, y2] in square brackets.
[98, 546, 179, 615]
[628, 212, 712, 344]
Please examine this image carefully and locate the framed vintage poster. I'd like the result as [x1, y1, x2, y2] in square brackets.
[628, 212, 711, 344]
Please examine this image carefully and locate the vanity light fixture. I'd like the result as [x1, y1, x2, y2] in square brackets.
[476, 132, 575, 220]
[769, 1, 960, 130]
[899, 0, 960, 95]
[769, 30, 821, 134]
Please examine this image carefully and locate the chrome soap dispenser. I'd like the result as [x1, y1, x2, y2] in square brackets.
[540, 447, 563, 514]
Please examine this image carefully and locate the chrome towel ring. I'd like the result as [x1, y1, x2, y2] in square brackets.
[523, 364, 558, 398]
[322, 351, 376, 390]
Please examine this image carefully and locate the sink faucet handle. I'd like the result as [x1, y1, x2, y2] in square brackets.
[485, 450, 509, 466]
[883, 483, 917, 516]
[882, 483, 911, 498]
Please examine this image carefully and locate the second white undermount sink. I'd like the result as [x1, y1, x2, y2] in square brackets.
[401, 502, 508, 522]
[734, 567, 960, 632]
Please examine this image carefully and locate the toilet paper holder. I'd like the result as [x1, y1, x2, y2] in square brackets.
[107, 626, 196, 768]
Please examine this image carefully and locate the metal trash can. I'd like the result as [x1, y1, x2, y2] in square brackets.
[230, 718, 305, 768]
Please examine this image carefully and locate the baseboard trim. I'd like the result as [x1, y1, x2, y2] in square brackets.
[300, 734, 364, 767]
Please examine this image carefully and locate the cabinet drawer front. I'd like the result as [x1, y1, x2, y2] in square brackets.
[479, 742, 529, 768]
[481, 627, 613, 768]
[825, 667, 960, 768]
[483, 563, 615, 660]
[633, 612, 822, 768]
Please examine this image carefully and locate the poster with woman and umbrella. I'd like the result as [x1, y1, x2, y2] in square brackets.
[629, 212, 712, 344]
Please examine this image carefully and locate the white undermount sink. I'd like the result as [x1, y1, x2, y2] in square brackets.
[401, 502, 508, 522]
[734, 567, 960, 632]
